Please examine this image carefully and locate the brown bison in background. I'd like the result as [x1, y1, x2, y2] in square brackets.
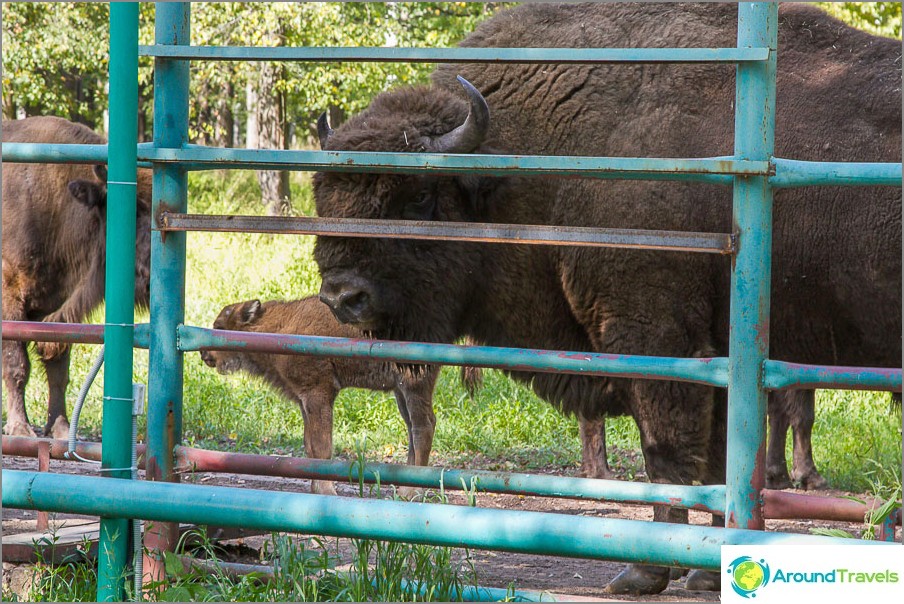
[2, 116, 152, 438]
[312, 3, 900, 595]
[200, 296, 450, 497]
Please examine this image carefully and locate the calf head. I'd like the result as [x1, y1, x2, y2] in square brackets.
[201, 299, 264, 375]
[314, 77, 492, 344]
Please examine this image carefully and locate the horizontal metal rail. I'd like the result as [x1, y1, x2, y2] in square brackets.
[4, 321, 897, 393]
[764, 360, 902, 392]
[5, 470, 886, 573]
[770, 158, 902, 188]
[4, 144, 898, 189]
[7, 436, 900, 527]
[140, 146, 766, 180]
[139, 45, 770, 64]
[178, 325, 731, 387]
[1, 321, 150, 349]
[0, 437, 723, 513]
[159, 213, 735, 254]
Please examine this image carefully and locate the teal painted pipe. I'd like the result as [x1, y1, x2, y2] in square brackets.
[771, 158, 902, 188]
[145, 0, 191, 587]
[175, 445, 726, 513]
[139, 145, 763, 180]
[764, 360, 902, 392]
[0, 142, 108, 163]
[178, 325, 730, 387]
[138, 45, 769, 64]
[5, 470, 888, 574]
[725, 3, 777, 532]
[97, 5, 139, 601]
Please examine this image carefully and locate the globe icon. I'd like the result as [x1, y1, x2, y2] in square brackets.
[733, 560, 765, 592]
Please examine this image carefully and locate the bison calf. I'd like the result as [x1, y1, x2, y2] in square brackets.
[2, 116, 152, 438]
[200, 297, 442, 496]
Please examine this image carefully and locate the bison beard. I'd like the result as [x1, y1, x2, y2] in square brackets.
[313, 3, 901, 595]
[2, 116, 153, 439]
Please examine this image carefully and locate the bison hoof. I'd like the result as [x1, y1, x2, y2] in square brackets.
[685, 569, 721, 591]
[605, 564, 671, 595]
[670, 567, 688, 581]
[793, 471, 828, 491]
[311, 480, 338, 496]
[45, 416, 71, 440]
[4, 421, 37, 438]
[765, 468, 793, 490]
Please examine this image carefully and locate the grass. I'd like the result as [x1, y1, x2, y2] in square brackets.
[5, 169, 901, 493]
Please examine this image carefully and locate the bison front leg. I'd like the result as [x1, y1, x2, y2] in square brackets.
[298, 389, 338, 496]
[42, 348, 72, 439]
[578, 414, 614, 479]
[787, 390, 827, 490]
[2, 338, 36, 437]
[605, 379, 714, 596]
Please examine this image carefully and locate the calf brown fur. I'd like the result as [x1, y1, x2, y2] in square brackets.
[201, 297, 441, 496]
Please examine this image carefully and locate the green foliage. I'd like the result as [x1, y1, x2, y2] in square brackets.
[815, 2, 902, 38]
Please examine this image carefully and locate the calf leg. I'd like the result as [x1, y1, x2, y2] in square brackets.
[578, 415, 615, 479]
[2, 339, 35, 437]
[394, 368, 439, 499]
[298, 388, 338, 496]
[42, 348, 72, 439]
[765, 392, 793, 489]
[787, 390, 826, 490]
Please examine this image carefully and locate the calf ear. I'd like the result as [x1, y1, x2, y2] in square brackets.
[239, 300, 263, 324]
[93, 164, 108, 183]
[68, 179, 106, 210]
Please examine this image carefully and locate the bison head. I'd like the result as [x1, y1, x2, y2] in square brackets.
[200, 299, 263, 375]
[314, 77, 492, 343]
[69, 164, 153, 309]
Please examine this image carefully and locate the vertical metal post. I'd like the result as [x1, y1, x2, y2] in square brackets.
[143, 1, 190, 587]
[97, 4, 139, 601]
[726, 2, 777, 531]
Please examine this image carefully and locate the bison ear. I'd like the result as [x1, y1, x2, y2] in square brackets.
[68, 179, 106, 210]
[239, 300, 263, 324]
[93, 164, 108, 184]
[455, 174, 501, 221]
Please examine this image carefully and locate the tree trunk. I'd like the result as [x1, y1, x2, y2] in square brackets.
[255, 57, 291, 216]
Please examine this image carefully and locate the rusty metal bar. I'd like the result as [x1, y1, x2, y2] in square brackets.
[761, 490, 901, 527]
[36, 442, 51, 532]
[158, 213, 735, 254]
[0, 321, 151, 348]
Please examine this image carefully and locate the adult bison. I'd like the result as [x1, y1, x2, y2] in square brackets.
[312, 3, 901, 594]
[2, 116, 152, 438]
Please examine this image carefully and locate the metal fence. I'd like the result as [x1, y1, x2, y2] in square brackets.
[2, 3, 901, 601]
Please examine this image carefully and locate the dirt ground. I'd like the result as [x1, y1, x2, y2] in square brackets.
[2, 452, 894, 602]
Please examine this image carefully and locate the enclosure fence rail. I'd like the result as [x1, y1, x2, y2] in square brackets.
[2, 3, 902, 601]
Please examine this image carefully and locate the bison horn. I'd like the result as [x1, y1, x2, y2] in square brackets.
[317, 112, 334, 150]
[422, 75, 490, 154]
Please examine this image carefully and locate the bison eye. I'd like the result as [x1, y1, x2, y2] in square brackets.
[402, 193, 436, 220]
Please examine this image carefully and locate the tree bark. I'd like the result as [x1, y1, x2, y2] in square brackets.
[255, 56, 291, 216]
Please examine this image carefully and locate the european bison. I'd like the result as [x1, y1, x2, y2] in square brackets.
[2, 116, 152, 438]
[312, 3, 901, 594]
[201, 297, 451, 497]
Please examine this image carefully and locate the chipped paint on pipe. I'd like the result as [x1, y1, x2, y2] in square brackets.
[177, 325, 730, 387]
[764, 360, 902, 392]
[6, 470, 894, 573]
[771, 158, 902, 188]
